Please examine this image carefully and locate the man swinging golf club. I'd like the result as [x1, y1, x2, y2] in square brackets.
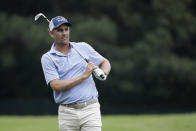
[37, 13, 111, 131]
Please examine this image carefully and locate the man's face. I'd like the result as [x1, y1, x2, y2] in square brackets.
[51, 24, 70, 45]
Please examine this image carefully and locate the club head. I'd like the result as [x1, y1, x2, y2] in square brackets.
[34, 13, 50, 23]
[34, 13, 45, 21]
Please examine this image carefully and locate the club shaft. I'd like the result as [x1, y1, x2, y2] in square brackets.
[46, 18, 50, 23]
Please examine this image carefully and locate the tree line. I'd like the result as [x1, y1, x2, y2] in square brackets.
[0, 0, 196, 107]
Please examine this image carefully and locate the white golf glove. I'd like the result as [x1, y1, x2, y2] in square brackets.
[93, 68, 107, 81]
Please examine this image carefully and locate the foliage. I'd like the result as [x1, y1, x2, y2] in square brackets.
[1, 0, 196, 107]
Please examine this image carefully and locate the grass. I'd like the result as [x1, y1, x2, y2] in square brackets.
[0, 113, 196, 131]
[102, 113, 196, 131]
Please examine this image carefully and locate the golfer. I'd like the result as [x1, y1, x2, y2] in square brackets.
[41, 16, 111, 131]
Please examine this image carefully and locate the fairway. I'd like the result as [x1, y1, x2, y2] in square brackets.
[0, 113, 196, 131]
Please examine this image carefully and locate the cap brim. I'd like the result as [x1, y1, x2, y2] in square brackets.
[65, 23, 72, 26]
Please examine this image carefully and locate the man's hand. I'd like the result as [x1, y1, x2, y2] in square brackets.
[84, 62, 107, 81]
[83, 62, 97, 79]
[93, 68, 107, 81]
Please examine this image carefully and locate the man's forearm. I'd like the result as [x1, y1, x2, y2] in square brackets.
[99, 58, 111, 76]
[50, 74, 88, 92]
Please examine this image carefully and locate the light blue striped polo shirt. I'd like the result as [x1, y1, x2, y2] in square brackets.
[41, 42, 103, 104]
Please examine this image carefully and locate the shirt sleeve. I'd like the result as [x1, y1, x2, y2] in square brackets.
[81, 42, 104, 66]
[41, 54, 59, 85]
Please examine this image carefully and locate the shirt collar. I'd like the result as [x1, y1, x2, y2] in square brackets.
[49, 42, 73, 56]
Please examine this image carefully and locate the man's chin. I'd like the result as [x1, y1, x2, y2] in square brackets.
[61, 41, 69, 45]
[56, 40, 69, 45]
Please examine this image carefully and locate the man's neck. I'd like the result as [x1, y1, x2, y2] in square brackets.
[55, 42, 70, 56]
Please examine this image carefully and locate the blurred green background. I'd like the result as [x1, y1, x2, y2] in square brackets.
[0, 0, 196, 115]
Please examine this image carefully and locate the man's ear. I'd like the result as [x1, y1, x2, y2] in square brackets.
[48, 29, 54, 38]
